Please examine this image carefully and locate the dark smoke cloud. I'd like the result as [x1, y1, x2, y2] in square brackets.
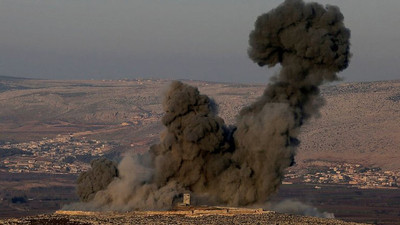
[76, 158, 119, 202]
[151, 81, 233, 190]
[231, 0, 351, 205]
[66, 0, 350, 211]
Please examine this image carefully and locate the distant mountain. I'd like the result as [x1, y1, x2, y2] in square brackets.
[297, 80, 400, 170]
[0, 78, 399, 170]
[0, 75, 31, 80]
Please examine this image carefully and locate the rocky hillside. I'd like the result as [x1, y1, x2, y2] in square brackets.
[1, 77, 399, 169]
[297, 81, 400, 170]
[0, 209, 368, 225]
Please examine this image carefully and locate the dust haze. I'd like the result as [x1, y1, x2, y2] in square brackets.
[268, 199, 334, 218]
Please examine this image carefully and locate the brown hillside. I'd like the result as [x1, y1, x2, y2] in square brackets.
[1, 78, 399, 169]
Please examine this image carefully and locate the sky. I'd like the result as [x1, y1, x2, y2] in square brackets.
[0, 0, 399, 84]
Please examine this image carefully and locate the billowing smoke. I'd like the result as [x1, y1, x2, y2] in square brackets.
[66, 0, 350, 211]
[76, 158, 119, 202]
[68, 81, 234, 210]
[231, 0, 351, 205]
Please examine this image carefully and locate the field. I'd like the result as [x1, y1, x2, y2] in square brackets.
[0, 172, 77, 218]
[1, 173, 399, 225]
[272, 184, 400, 225]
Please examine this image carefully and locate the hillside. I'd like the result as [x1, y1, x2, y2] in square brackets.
[0, 209, 368, 225]
[1, 78, 399, 170]
[297, 81, 400, 170]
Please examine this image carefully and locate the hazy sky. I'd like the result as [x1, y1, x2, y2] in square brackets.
[0, 0, 399, 83]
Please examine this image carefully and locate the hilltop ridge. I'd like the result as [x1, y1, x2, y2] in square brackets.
[1, 209, 368, 225]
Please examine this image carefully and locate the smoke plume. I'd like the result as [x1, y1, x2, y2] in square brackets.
[231, 0, 350, 205]
[76, 158, 119, 202]
[67, 0, 350, 211]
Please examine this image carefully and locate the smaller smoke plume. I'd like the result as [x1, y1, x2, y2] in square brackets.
[64, 154, 183, 211]
[269, 199, 334, 218]
[76, 158, 119, 202]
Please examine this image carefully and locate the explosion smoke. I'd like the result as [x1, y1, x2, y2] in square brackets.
[70, 0, 350, 211]
[232, 0, 350, 205]
[76, 158, 119, 202]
